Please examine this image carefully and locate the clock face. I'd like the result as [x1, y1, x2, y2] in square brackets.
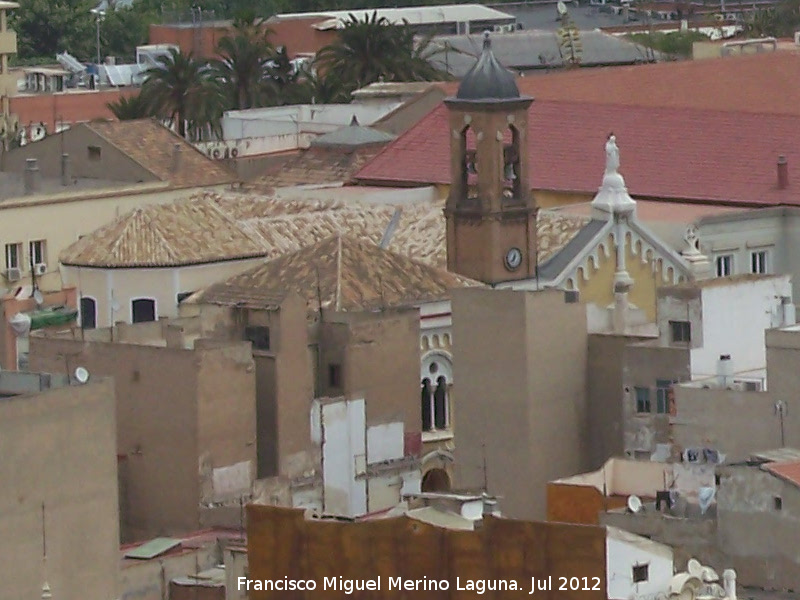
[505, 247, 522, 271]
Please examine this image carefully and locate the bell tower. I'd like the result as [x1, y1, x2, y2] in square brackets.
[444, 32, 536, 285]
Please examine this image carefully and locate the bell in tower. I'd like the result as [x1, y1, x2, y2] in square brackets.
[444, 31, 537, 285]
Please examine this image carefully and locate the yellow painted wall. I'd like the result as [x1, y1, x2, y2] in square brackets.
[573, 235, 670, 322]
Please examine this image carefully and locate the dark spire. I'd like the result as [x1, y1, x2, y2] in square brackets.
[456, 31, 520, 101]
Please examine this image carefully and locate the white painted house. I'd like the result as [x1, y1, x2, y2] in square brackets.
[606, 526, 674, 600]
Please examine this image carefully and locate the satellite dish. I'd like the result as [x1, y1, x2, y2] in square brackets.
[31, 124, 46, 142]
[33, 289, 44, 306]
[557, 0, 568, 14]
[701, 566, 719, 583]
[74, 366, 89, 384]
[627, 494, 643, 513]
[687, 559, 703, 578]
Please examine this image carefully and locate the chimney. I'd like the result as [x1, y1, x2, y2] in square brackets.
[717, 354, 733, 387]
[170, 143, 182, 174]
[778, 155, 789, 189]
[60, 153, 70, 186]
[723, 569, 737, 600]
[23, 158, 40, 195]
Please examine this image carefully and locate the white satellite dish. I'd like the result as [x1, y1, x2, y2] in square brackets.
[687, 559, 703, 578]
[701, 566, 719, 583]
[627, 494, 643, 513]
[557, 0, 568, 14]
[31, 124, 46, 142]
[33, 289, 44, 306]
[74, 366, 90, 384]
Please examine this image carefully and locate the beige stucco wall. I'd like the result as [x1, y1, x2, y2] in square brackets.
[765, 328, 800, 449]
[29, 335, 256, 542]
[0, 378, 119, 600]
[64, 256, 266, 327]
[0, 183, 228, 291]
[453, 287, 588, 520]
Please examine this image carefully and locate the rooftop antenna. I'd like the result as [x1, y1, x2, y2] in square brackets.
[482, 441, 488, 493]
[41, 502, 52, 600]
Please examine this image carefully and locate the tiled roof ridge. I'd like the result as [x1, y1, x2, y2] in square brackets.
[201, 194, 268, 250]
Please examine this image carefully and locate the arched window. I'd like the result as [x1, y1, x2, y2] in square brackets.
[457, 126, 478, 201]
[131, 298, 156, 323]
[503, 125, 521, 200]
[80, 296, 96, 329]
[422, 468, 451, 492]
[421, 378, 434, 432]
[434, 375, 448, 429]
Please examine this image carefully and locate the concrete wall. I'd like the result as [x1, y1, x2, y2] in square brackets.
[120, 543, 221, 600]
[623, 343, 690, 455]
[717, 465, 800, 590]
[0, 378, 119, 600]
[547, 484, 628, 525]
[671, 385, 783, 461]
[4, 124, 157, 182]
[692, 276, 792, 377]
[606, 533, 673, 600]
[587, 333, 653, 468]
[454, 288, 588, 520]
[765, 328, 800, 449]
[29, 334, 256, 542]
[247, 505, 607, 600]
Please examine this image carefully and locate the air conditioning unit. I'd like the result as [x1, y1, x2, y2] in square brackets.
[5, 267, 21, 281]
[34, 263, 47, 275]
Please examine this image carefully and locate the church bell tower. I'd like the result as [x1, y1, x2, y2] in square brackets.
[444, 32, 537, 285]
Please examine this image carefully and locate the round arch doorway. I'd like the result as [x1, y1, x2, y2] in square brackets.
[421, 468, 452, 492]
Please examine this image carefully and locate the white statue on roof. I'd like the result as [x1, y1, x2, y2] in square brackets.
[605, 133, 620, 175]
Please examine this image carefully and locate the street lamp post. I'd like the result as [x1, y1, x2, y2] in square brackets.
[90, 8, 105, 67]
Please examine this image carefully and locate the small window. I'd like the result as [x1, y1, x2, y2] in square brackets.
[774, 496, 783, 511]
[670, 320, 691, 343]
[131, 298, 156, 323]
[29, 240, 46, 265]
[715, 254, 733, 277]
[751, 250, 768, 274]
[632, 564, 649, 583]
[656, 379, 675, 414]
[80, 297, 97, 330]
[244, 326, 270, 351]
[328, 363, 342, 388]
[635, 387, 651, 414]
[88, 145, 102, 160]
[5, 242, 21, 270]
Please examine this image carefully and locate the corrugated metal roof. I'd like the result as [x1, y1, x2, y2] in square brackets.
[124, 537, 181, 560]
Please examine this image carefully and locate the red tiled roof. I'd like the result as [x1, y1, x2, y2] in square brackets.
[356, 100, 800, 207]
[764, 460, 800, 489]
[439, 51, 800, 116]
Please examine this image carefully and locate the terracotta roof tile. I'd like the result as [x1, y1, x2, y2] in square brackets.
[85, 119, 235, 187]
[251, 146, 383, 188]
[763, 460, 800, 489]
[439, 51, 800, 115]
[191, 235, 483, 313]
[61, 190, 590, 271]
[60, 196, 267, 267]
[356, 100, 800, 207]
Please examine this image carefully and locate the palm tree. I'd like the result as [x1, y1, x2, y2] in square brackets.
[107, 92, 150, 120]
[294, 67, 351, 104]
[213, 15, 276, 110]
[140, 47, 224, 140]
[314, 11, 449, 96]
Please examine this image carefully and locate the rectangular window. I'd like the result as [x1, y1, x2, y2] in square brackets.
[635, 387, 651, 414]
[328, 363, 342, 388]
[5, 242, 21, 270]
[656, 379, 675, 414]
[244, 326, 270, 351]
[669, 320, 691, 343]
[29, 240, 46, 265]
[715, 254, 733, 277]
[632, 564, 649, 583]
[751, 250, 768, 274]
[88, 145, 102, 160]
[774, 496, 783, 511]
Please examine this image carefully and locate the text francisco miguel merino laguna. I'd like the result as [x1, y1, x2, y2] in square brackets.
[238, 576, 602, 594]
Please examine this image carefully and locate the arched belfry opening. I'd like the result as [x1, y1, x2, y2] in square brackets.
[443, 32, 538, 285]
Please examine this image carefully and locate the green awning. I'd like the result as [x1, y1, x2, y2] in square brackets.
[28, 306, 78, 330]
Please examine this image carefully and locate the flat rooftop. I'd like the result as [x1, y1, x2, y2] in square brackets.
[0, 370, 76, 397]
